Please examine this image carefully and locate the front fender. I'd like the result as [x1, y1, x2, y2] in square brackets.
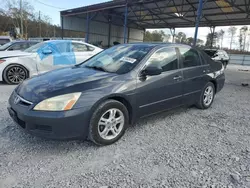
[0, 57, 38, 81]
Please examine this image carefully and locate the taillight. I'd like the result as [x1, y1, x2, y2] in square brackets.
[0, 59, 5, 64]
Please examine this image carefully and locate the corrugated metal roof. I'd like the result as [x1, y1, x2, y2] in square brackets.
[61, 0, 250, 28]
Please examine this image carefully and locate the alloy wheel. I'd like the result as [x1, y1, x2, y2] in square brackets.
[98, 108, 125, 140]
[203, 86, 214, 106]
[7, 66, 26, 84]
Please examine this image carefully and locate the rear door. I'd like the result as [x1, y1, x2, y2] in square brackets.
[178, 47, 209, 105]
[72, 42, 95, 63]
[136, 47, 184, 117]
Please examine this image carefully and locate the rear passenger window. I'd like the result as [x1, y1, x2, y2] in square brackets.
[180, 47, 201, 68]
[147, 47, 178, 72]
[72, 43, 88, 52]
[9, 43, 23, 51]
[88, 46, 95, 51]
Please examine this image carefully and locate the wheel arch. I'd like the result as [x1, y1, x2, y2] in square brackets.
[2, 63, 30, 81]
[90, 94, 134, 125]
[210, 79, 217, 93]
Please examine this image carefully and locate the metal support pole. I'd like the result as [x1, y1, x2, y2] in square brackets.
[108, 19, 111, 47]
[85, 12, 90, 43]
[123, 3, 128, 44]
[172, 28, 175, 43]
[193, 0, 203, 46]
[210, 26, 215, 48]
[61, 16, 64, 39]
[170, 28, 175, 43]
[127, 28, 130, 43]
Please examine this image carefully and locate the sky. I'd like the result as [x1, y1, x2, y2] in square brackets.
[0, 0, 248, 49]
[30, 0, 107, 25]
[149, 26, 248, 49]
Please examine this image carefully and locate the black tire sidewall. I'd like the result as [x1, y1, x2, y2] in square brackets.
[89, 100, 129, 146]
[200, 82, 215, 109]
[3, 65, 28, 85]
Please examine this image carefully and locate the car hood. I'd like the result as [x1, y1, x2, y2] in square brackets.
[16, 66, 116, 102]
[0, 51, 31, 58]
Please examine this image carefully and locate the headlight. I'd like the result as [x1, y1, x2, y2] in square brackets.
[33, 93, 81, 111]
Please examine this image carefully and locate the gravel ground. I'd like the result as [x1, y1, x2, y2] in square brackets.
[0, 68, 250, 188]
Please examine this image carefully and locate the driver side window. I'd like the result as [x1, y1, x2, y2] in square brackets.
[147, 47, 178, 72]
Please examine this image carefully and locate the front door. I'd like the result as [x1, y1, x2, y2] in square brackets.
[36, 42, 75, 74]
[136, 47, 183, 117]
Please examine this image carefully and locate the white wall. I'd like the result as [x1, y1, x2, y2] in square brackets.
[62, 15, 144, 46]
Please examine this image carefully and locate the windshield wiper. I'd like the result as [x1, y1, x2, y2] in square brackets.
[85, 65, 107, 72]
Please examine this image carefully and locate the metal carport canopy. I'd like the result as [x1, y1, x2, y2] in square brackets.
[61, 0, 250, 44]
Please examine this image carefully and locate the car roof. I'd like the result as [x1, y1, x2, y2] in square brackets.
[45, 40, 85, 44]
[11, 40, 39, 43]
[0, 36, 11, 39]
[122, 42, 191, 48]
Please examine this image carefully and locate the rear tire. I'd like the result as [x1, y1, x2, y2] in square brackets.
[196, 82, 215, 109]
[88, 100, 129, 146]
[3, 65, 28, 85]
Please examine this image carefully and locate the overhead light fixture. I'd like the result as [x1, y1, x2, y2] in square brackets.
[175, 13, 183, 17]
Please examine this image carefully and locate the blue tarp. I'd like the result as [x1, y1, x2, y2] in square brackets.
[37, 40, 76, 65]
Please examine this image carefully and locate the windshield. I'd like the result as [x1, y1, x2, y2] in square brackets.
[204, 50, 217, 57]
[24, 42, 45, 53]
[82, 44, 154, 74]
[0, 41, 13, 50]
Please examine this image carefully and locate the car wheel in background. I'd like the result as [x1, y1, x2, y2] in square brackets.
[196, 82, 215, 109]
[3, 65, 28, 85]
[88, 100, 129, 146]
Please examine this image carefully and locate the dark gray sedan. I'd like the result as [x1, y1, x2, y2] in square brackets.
[8, 43, 225, 145]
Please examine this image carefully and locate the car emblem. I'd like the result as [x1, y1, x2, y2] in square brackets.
[14, 96, 20, 104]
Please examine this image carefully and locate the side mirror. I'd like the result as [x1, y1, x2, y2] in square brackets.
[42, 49, 52, 55]
[142, 65, 162, 76]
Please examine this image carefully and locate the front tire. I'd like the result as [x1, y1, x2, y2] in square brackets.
[3, 65, 28, 85]
[196, 82, 215, 109]
[88, 100, 129, 146]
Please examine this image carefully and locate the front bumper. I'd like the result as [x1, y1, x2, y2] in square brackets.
[8, 92, 91, 140]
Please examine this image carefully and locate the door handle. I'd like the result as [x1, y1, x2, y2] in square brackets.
[173, 76, 182, 80]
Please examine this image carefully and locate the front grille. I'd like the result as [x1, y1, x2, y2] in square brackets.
[19, 100, 32, 107]
[13, 93, 33, 107]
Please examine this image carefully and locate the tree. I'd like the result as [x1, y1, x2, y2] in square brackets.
[228, 26, 237, 50]
[197, 39, 204, 47]
[239, 26, 248, 51]
[205, 32, 218, 47]
[175, 32, 186, 44]
[185, 37, 203, 46]
[218, 29, 225, 49]
[163, 34, 171, 42]
[186, 37, 194, 45]
[3, 0, 34, 38]
[144, 30, 166, 42]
